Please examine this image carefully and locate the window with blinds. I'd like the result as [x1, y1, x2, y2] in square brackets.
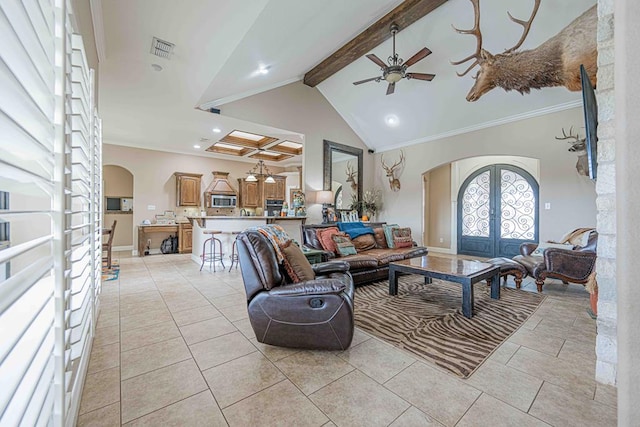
[0, 0, 102, 425]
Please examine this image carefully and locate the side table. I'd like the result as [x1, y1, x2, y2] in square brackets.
[302, 248, 326, 264]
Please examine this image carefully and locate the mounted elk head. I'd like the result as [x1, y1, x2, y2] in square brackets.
[556, 127, 588, 177]
[381, 150, 405, 192]
[345, 161, 358, 192]
[451, 0, 597, 102]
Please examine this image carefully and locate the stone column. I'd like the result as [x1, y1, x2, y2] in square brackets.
[595, 0, 617, 386]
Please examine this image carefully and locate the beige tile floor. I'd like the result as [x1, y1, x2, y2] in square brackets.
[78, 251, 617, 426]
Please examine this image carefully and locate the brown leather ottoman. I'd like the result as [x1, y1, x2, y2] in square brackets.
[486, 257, 527, 289]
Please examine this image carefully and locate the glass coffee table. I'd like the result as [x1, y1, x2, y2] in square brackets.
[389, 256, 500, 319]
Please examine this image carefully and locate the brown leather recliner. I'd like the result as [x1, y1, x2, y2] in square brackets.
[237, 230, 355, 350]
[513, 230, 598, 292]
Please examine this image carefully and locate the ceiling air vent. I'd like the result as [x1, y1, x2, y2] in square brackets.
[150, 37, 174, 59]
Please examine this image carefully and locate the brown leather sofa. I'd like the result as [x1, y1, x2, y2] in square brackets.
[236, 230, 355, 350]
[302, 223, 428, 286]
[512, 230, 598, 292]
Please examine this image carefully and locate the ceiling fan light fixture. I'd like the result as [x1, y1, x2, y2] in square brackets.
[385, 72, 403, 83]
[353, 22, 435, 95]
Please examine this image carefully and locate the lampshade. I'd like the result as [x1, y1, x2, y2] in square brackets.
[316, 190, 334, 204]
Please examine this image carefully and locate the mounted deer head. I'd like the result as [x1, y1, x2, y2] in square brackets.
[451, 0, 597, 102]
[345, 161, 358, 192]
[556, 127, 588, 177]
[381, 150, 405, 192]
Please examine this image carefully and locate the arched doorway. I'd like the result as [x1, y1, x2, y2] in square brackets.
[457, 164, 538, 258]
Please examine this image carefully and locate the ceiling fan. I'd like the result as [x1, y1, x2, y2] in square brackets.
[353, 23, 435, 95]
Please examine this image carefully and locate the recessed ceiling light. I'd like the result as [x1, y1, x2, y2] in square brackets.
[151, 63, 163, 72]
[193, 144, 201, 149]
[385, 114, 399, 127]
[258, 65, 270, 75]
[212, 127, 221, 133]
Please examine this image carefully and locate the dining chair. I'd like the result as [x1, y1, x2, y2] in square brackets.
[102, 220, 117, 269]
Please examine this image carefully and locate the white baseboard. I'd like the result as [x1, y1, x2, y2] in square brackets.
[132, 250, 138, 256]
[113, 245, 133, 252]
[427, 246, 456, 255]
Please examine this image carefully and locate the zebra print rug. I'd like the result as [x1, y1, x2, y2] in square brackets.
[354, 275, 545, 378]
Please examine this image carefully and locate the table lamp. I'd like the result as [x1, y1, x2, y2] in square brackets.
[316, 190, 334, 223]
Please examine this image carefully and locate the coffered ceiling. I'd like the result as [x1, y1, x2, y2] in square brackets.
[96, 0, 596, 158]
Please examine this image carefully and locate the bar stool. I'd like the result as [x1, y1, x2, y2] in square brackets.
[200, 230, 225, 272]
[228, 231, 242, 272]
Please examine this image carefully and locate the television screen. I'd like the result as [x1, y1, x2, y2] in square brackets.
[106, 197, 121, 211]
[581, 64, 598, 180]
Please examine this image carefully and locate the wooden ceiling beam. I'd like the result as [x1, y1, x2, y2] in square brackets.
[303, 0, 448, 87]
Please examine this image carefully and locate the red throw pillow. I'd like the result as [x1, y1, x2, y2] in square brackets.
[316, 227, 341, 254]
[392, 227, 413, 248]
[279, 240, 315, 283]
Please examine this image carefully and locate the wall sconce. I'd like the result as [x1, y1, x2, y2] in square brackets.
[316, 190, 334, 224]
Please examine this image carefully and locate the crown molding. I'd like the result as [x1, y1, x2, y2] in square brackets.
[90, 0, 106, 62]
[199, 77, 302, 110]
[375, 100, 583, 153]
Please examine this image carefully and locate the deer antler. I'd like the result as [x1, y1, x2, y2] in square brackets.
[555, 127, 582, 142]
[381, 151, 405, 174]
[556, 127, 586, 152]
[450, 0, 482, 77]
[345, 162, 356, 179]
[503, 0, 542, 54]
[451, 0, 541, 76]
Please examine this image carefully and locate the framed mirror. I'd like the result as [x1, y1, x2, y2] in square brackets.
[323, 140, 363, 216]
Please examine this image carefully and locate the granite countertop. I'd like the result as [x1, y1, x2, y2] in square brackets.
[187, 216, 306, 220]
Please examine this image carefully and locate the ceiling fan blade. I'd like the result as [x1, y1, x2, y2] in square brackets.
[386, 82, 395, 95]
[353, 76, 380, 85]
[406, 72, 436, 81]
[366, 54, 387, 68]
[404, 47, 432, 67]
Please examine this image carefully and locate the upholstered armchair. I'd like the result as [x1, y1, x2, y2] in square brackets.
[513, 229, 598, 292]
[236, 230, 355, 350]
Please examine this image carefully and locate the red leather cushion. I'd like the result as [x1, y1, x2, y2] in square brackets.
[372, 227, 388, 249]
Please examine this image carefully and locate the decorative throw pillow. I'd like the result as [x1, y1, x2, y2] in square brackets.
[331, 233, 357, 256]
[383, 224, 400, 248]
[279, 240, 315, 283]
[392, 227, 413, 248]
[531, 241, 573, 256]
[316, 227, 341, 254]
[352, 234, 377, 252]
[372, 227, 388, 249]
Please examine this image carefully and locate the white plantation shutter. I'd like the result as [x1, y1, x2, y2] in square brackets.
[0, 0, 102, 425]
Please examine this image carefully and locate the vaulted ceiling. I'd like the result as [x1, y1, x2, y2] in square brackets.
[97, 0, 595, 159]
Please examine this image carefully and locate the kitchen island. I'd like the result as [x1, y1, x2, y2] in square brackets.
[188, 216, 307, 267]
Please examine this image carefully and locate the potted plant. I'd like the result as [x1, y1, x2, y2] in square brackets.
[350, 189, 382, 221]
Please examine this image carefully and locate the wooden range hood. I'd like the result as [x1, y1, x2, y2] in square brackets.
[204, 171, 237, 196]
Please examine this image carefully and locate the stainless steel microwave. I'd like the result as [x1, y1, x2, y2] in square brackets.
[211, 194, 237, 208]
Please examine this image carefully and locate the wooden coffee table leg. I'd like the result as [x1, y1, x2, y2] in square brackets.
[389, 267, 399, 295]
[462, 281, 473, 318]
[490, 271, 500, 299]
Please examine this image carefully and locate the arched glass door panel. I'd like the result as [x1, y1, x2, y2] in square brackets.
[457, 164, 538, 258]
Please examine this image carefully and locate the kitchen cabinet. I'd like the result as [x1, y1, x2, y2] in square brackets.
[178, 222, 192, 253]
[175, 172, 202, 206]
[238, 179, 262, 208]
[263, 176, 286, 201]
[238, 175, 286, 208]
